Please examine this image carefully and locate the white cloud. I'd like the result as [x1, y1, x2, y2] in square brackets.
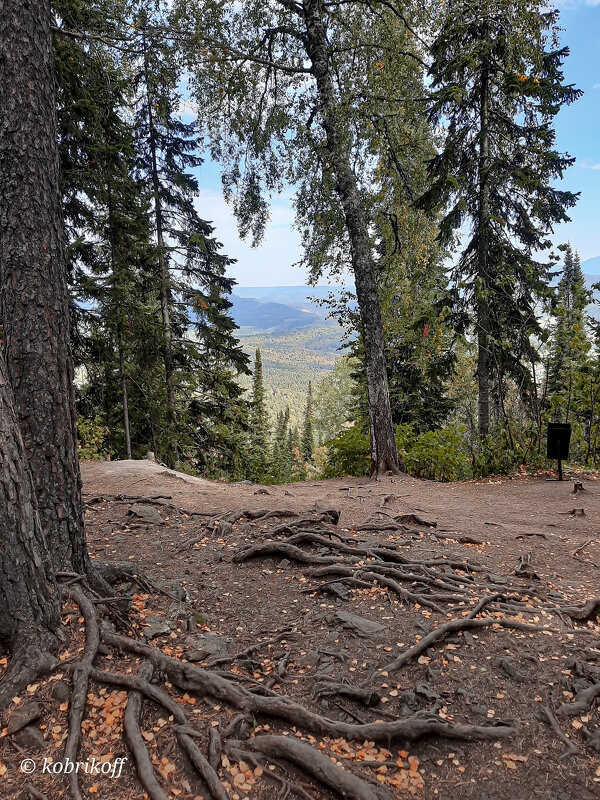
[594, 83, 600, 89]
[592, 164, 600, 170]
[194, 189, 304, 287]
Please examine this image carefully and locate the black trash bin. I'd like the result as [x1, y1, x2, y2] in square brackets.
[547, 422, 571, 480]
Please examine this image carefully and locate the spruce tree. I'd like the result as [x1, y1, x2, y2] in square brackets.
[249, 348, 270, 478]
[54, 0, 250, 470]
[301, 382, 314, 461]
[55, 0, 164, 461]
[131, 1, 249, 466]
[419, 0, 581, 440]
[548, 245, 591, 423]
[187, 285, 250, 477]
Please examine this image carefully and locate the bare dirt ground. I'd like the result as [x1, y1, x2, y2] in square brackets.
[2, 460, 600, 800]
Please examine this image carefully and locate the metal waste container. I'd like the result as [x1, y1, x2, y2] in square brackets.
[547, 422, 571, 480]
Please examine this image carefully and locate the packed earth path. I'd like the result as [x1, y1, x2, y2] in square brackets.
[2, 460, 600, 800]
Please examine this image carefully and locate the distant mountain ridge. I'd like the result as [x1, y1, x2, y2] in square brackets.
[233, 285, 346, 309]
[229, 294, 333, 333]
[229, 267, 600, 333]
[229, 286, 346, 334]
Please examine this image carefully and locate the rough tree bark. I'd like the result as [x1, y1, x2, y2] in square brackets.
[302, 0, 400, 476]
[0, 353, 61, 709]
[0, 0, 90, 573]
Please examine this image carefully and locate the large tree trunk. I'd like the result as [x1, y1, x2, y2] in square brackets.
[0, 353, 61, 709]
[303, 0, 400, 477]
[476, 55, 491, 440]
[0, 0, 90, 574]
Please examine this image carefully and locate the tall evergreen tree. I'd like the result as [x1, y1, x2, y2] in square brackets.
[548, 245, 590, 422]
[54, 0, 163, 460]
[286, 425, 303, 481]
[187, 284, 250, 477]
[248, 348, 270, 478]
[130, 1, 249, 466]
[54, 1, 250, 469]
[301, 382, 314, 460]
[418, 0, 581, 440]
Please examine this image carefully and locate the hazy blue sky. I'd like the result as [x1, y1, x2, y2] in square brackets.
[188, 1, 600, 288]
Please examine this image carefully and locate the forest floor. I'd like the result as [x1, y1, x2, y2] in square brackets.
[2, 460, 600, 800]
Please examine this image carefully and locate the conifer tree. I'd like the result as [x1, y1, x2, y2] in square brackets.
[187, 284, 250, 477]
[130, 1, 248, 466]
[548, 245, 590, 423]
[55, 0, 164, 460]
[301, 382, 314, 461]
[419, 0, 581, 440]
[583, 310, 600, 465]
[249, 348, 270, 478]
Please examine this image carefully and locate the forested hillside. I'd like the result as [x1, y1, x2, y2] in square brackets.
[237, 324, 345, 426]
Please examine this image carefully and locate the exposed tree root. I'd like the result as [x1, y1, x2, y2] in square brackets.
[85, 494, 206, 518]
[382, 615, 549, 674]
[123, 661, 169, 800]
[559, 597, 600, 620]
[89, 666, 230, 799]
[94, 561, 157, 594]
[233, 541, 339, 566]
[177, 732, 231, 800]
[427, 531, 486, 545]
[539, 706, 580, 759]
[588, 726, 600, 753]
[394, 513, 437, 528]
[225, 509, 300, 523]
[99, 628, 515, 745]
[313, 682, 381, 707]
[231, 735, 394, 800]
[62, 585, 100, 800]
[0, 640, 58, 712]
[557, 683, 600, 717]
[24, 783, 49, 800]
